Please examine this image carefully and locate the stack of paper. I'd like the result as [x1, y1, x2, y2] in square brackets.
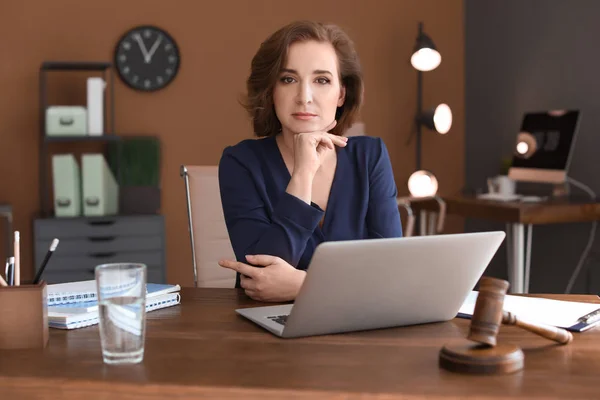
[459, 291, 600, 332]
[47, 282, 181, 330]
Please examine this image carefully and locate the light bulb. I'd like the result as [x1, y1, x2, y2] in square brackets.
[515, 132, 537, 159]
[408, 170, 439, 198]
[516, 142, 529, 155]
[410, 48, 441, 72]
[433, 104, 452, 134]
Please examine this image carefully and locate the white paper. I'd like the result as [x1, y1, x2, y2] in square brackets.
[459, 291, 600, 328]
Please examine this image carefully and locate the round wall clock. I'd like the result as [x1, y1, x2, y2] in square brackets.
[114, 25, 180, 91]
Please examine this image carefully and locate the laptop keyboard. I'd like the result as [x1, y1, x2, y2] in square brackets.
[267, 315, 288, 326]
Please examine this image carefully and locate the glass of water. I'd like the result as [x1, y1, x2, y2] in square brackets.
[95, 263, 147, 365]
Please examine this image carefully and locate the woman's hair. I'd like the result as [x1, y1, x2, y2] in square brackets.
[243, 20, 364, 137]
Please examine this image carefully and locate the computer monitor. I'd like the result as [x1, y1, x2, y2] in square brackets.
[508, 110, 580, 184]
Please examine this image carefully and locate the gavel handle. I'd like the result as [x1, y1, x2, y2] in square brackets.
[502, 311, 573, 345]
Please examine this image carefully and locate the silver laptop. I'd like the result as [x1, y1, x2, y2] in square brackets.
[236, 231, 505, 338]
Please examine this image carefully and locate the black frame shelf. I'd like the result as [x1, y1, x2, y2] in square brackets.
[44, 135, 123, 143]
[40, 61, 112, 71]
[39, 60, 118, 218]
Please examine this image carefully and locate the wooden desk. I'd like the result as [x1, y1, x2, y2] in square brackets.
[1, 288, 600, 399]
[411, 195, 600, 294]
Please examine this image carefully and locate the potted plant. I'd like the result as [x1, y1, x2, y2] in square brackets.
[108, 136, 161, 215]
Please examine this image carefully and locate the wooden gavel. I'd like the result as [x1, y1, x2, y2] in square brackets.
[468, 277, 573, 346]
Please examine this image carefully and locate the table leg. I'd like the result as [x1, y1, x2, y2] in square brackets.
[507, 223, 525, 293]
[505, 223, 513, 286]
[428, 212, 438, 235]
[420, 211, 428, 236]
[505, 223, 534, 294]
[524, 224, 533, 294]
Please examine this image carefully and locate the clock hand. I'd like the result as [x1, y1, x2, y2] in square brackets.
[133, 33, 150, 60]
[145, 36, 163, 63]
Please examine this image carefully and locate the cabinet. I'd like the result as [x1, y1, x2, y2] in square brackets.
[34, 215, 166, 284]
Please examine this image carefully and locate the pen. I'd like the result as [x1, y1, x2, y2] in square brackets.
[7, 257, 14, 286]
[14, 231, 20, 286]
[577, 307, 600, 324]
[33, 238, 59, 284]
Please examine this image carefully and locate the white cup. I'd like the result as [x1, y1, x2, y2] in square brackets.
[487, 175, 516, 196]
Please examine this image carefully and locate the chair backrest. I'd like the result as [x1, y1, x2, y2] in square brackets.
[180, 165, 236, 288]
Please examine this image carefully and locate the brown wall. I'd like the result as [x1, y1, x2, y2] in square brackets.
[0, 0, 464, 286]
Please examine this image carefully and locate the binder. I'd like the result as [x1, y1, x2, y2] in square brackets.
[52, 154, 82, 217]
[86, 77, 105, 136]
[82, 153, 119, 216]
[458, 291, 600, 332]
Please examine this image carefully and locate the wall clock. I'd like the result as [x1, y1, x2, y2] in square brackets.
[114, 25, 180, 91]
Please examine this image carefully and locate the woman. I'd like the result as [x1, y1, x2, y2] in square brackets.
[218, 20, 403, 302]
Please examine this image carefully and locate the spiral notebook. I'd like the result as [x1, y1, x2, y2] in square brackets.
[458, 291, 600, 332]
[47, 280, 98, 305]
[48, 292, 181, 330]
[46, 280, 180, 306]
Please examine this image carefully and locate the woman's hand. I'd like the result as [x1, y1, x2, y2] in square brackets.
[292, 120, 347, 179]
[286, 120, 347, 204]
[218, 255, 307, 302]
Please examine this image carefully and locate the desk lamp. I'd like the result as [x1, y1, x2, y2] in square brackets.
[508, 109, 580, 197]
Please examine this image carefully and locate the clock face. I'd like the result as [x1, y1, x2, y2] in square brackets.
[114, 25, 180, 91]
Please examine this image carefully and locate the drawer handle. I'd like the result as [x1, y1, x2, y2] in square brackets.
[85, 197, 100, 207]
[89, 252, 117, 258]
[59, 117, 74, 126]
[88, 236, 116, 242]
[88, 220, 116, 226]
[56, 198, 71, 207]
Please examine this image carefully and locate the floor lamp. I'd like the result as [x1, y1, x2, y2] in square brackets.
[404, 22, 452, 235]
[408, 22, 453, 199]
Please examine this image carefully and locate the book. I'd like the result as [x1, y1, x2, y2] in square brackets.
[48, 292, 181, 330]
[458, 291, 600, 332]
[46, 280, 181, 306]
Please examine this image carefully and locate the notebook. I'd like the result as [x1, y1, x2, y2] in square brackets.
[48, 283, 181, 313]
[458, 291, 600, 332]
[47, 280, 98, 305]
[46, 280, 180, 306]
[48, 292, 181, 330]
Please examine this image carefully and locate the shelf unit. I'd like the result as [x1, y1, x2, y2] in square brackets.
[35, 61, 166, 284]
[38, 61, 119, 217]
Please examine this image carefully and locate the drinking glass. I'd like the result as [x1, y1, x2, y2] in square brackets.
[95, 263, 147, 364]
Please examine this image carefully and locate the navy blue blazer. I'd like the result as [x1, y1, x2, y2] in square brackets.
[218, 135, 403, 287]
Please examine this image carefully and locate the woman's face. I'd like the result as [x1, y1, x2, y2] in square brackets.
[273, 40, 346, 136]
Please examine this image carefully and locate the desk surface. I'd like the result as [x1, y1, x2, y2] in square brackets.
[1, 288, 600, 399]
[412, 194, 600, 224]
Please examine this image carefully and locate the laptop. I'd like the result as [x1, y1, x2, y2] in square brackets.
[235, 231, 505, 338]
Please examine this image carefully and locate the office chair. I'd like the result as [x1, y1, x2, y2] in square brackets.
[180, 165, 236, 288]
[397, 195, 446, 235]
[396, 198, 416, 237]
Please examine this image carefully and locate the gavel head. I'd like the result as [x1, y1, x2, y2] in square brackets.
[467, 277, 510, 347]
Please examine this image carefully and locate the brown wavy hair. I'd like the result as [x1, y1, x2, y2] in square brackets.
[242, 21, 364, 137]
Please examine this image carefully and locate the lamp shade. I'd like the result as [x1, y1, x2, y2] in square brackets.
[515, 131, 538, 159]
[419, 103, 452, 134]
[408, 170, 438, 198]
[411, 32, 441, 72]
